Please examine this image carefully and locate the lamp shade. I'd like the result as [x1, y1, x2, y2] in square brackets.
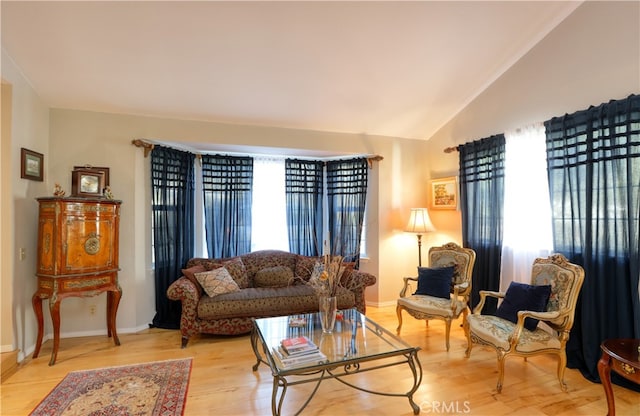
[405, 208, 435, 234]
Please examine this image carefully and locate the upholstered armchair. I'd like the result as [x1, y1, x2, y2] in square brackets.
[464, 254, 585, 393]
[396, 242, 476, 351]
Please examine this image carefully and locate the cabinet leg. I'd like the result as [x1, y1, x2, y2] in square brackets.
[31, 294, 44, 359]
[107, 291, 113, 338]
[107, 289, 121, 346]
[49, 298, 61, 366]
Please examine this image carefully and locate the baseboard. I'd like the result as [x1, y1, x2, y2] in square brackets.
[1, 349, 19, 383]
[366, 299, 397, 308]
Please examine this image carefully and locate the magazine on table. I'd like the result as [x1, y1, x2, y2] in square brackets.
[271, 346, 327, 367]
[288, 316, 307, 327]
[280, 336, 318, 355]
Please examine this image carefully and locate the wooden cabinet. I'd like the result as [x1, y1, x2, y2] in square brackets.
[32, 197, 122, 365]
[598, 339, 640, 416]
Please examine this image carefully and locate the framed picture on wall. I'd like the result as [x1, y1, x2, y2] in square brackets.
[430, 176, 458, 210]
[21, 148, 44, 181]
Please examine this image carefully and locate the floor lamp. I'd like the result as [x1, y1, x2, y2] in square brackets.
[405, 208, 435, 267]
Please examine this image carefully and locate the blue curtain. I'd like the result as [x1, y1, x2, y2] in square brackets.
[150, 146, 195, 329]
[326, 158, 368, 264]
[459, 134, 506, 313]
[545, 94, 640, 387]
[285, 159, 324, 256]
[201, 154, 253, 258]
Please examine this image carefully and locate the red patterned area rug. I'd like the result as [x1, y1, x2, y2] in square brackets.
[30, 358, 192, 416]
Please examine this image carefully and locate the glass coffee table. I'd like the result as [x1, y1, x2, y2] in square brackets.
[251, 309, 422, 415]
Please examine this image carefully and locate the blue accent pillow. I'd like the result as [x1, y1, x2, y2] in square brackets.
[495, 281, 552, 331]
[414, 266, 455, 299]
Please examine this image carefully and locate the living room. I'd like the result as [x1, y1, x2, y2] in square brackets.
[2, 1, 639, 414]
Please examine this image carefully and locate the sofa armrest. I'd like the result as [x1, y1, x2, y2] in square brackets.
[341, 269, 377, 314]
[167, 276, 201, 302]
[166, 276, 202, 344]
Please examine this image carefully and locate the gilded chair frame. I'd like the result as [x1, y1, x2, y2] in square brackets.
[396, 242, 476, 351]
[464, 254, 585, 393]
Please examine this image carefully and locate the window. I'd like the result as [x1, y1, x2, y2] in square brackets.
[251, 158, 289, 251]
[499, 123, 553, 291]
[179, 152, 369, 259]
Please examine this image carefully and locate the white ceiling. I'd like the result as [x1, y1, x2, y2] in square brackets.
[1, 1, 582, 141]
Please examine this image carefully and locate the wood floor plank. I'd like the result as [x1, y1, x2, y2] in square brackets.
[2, 305, 638, 415]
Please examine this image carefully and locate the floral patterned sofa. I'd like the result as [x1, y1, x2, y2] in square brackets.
[166, 250, 377, 347]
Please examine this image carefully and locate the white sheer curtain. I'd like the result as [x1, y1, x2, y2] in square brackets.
[251, 157, 289, 251]
[499, 123, 554, 292]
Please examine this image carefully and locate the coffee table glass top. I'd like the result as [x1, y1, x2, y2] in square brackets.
[253, 309, 417, 373]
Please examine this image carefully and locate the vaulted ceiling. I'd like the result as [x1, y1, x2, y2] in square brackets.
[2, 1, 581, 141]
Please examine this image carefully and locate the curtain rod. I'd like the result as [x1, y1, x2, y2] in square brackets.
[131, 139, 155, 157]
[132, 139, 384, 167]
[444, 146, 459, 153]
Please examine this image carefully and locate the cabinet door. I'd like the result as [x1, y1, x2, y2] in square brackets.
[37, 217, 56, 274]
[62, 214, 117, 273]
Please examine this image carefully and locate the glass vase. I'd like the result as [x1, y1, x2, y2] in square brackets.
[319, 332, 336, 361]
[318, 296, 337, 334]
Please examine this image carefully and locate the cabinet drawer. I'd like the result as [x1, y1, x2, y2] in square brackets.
[612, 358, 640, 383]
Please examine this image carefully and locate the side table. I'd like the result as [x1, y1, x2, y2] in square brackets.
[597, 338, 640, 416]
[32, 272, 122, 366]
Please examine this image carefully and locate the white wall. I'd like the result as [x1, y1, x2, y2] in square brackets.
[1, 82, 14, 352]
[2, 49, 50, 360]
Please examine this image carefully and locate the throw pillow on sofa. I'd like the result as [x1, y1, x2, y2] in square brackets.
[195, 267, 241, 297]
[182, 264, 206, 295]
[254, 266, 295, 288]
[340, 262, 356, 284]
[294, 255, 322, 281]
[212, 257, 249, 289]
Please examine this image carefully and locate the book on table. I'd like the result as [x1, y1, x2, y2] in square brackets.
[271, 346, 327, 367]
[288, 316, 307, 327]
[280, 336, 318, 355]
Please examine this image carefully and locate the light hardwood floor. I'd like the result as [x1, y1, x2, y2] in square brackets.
[2, 305, 638, 415]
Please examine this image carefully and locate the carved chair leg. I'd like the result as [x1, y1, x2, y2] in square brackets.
[557, 350, 568, 392]
[462, 307, 469, 326]
[444, 318, 452, 351]
[496, 350, 507, 393]
[396, 304, 404, 335]
[464, 320, 473, 357]
[181, 337, 189, 349]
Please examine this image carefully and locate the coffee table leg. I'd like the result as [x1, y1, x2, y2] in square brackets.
[407, 350, 423, 415]
[251, 326, 263, 371]
[272, 376, 285, 416]
[324, 352, 423, 415]
[272, 372, 325, 416]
